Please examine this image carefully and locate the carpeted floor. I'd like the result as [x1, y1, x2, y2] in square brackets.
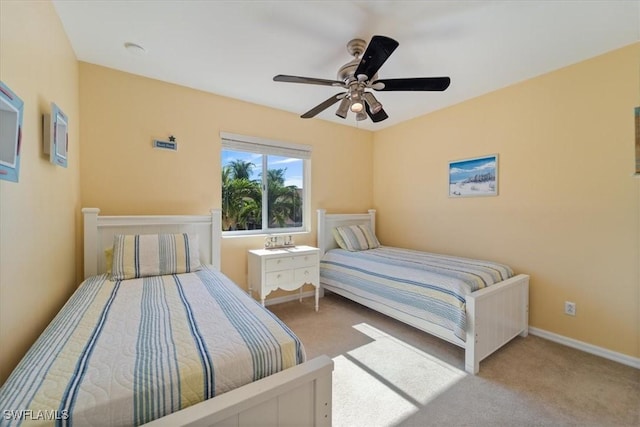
[268, 293, 640, 427]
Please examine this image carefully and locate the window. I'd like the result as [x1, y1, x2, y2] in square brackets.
[221, 132, 311, 235]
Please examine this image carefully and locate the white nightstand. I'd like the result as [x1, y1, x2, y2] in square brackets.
[248, 245, 320, 311]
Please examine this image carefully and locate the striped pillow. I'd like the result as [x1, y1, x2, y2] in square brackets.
[111, 233, 201, 280]
[333, 224, 380, 251]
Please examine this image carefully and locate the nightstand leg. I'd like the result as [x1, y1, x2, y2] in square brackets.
[299, 287, 303, 303]
[315, 286, 319, 312]
[261, 297, 265, 307]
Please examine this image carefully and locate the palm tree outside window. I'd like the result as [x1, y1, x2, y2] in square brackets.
[220, 133, 310, 235]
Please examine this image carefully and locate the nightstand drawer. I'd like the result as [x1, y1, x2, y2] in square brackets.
[265, 257, 295, 272]
[291, 253, 318, 268]
[265, 253, 319, 272]
[294, 266, 317, 283]
[265, 270, 294, 287]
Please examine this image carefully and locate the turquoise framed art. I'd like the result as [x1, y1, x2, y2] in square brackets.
[0, 81, 24, 182]
[44, 103, 69, 168]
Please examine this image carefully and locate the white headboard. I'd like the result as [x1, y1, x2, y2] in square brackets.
[317, 209, 376, 256]
[82, 208, 222, 279]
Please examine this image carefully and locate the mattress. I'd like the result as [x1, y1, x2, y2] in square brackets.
[0, 266, 305, 426]
[320, 247, 514, 340]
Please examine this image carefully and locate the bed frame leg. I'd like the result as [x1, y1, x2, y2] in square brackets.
[314, 365, 333, 427]
[465, 356, 480, 375]
[465, 297, 479, 374]
[519, 286, 530, 337]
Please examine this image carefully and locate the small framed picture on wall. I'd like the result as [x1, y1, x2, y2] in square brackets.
[43, 103, 69, 168]
[0, 81, 24, 183]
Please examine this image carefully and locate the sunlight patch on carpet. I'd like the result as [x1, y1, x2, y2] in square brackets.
[332, 323, 466, 427]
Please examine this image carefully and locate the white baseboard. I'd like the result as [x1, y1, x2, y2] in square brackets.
[264, 290, 317, 307]
[529, 327, 640, 370]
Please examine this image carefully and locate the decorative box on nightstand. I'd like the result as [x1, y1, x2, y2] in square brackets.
[248, 245, 320, 311]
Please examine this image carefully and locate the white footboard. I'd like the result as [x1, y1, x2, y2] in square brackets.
[465, 274, 529, 374]
[144, 355, 334, 427]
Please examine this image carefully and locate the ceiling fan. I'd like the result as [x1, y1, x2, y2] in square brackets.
[273, 35, 451, 123]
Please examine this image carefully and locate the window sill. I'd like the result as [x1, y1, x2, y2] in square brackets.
[222, 230, 311, 239]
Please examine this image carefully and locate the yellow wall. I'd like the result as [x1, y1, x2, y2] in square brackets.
[373, 43, 640, 358]
[78, 63, 374, 287]
[1, 0, 637, 385]
[0, 1, 80, 383]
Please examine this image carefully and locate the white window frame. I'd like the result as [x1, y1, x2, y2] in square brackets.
[220, 132, 311, 236]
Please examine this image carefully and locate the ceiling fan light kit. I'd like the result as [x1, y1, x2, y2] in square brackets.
[335, 97, 350, 119]
[350, 89, 364, 113]
[363, 92, 382, 114]
[273, 35, 451, 123]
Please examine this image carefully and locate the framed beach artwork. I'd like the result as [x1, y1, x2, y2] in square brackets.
[449, 154, 498, 197]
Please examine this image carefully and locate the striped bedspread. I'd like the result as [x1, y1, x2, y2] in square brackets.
[0, 266, 305, 426]
[320, 247, 514, 341]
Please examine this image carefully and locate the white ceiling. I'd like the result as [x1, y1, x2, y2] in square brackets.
[52, 1, 639, 131]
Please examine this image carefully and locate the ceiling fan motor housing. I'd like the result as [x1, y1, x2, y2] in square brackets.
[346, 38, 367, 57]
[338, 38, 378, 84]
[337, 59, 360, 82]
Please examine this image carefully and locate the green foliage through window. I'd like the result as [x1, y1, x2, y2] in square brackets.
[221, 150, 305, 233]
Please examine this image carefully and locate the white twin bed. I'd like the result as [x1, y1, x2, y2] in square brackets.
[0, 208, 333, 427]
[317, 209, 529, 374]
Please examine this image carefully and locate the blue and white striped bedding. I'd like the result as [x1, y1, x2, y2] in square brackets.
[0, 266, 305, 426]
[320, 247, 514, 340]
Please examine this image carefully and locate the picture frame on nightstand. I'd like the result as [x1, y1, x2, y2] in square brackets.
[264, 234, 295, 249]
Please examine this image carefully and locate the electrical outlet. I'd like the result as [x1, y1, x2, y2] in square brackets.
[564, 301, 576, 316]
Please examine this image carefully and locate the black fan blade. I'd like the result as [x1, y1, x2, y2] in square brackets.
[365, 103, 388, 123]
[354, 35, 399, 81]
[372, 77, 451, 91]
[274, 74, 345, 88]
[301, 93, 345, 118]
